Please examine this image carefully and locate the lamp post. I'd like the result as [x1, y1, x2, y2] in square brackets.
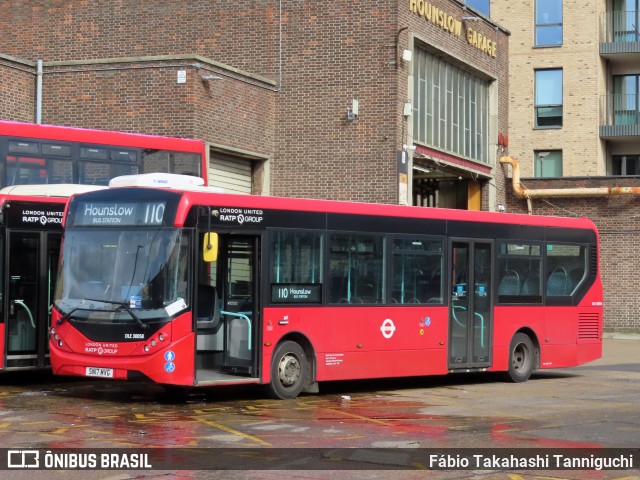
[537, 151, 550, 177]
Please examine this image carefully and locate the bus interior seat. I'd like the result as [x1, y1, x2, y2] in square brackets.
[547, 266, 570, 296]
[16, 173, 31, 185]
[81, 281, 107, 299]
[330, 275, 347, 303]
[197, 284, 221, 331]
[498, 270, 520, 295]
[520, 271, 541, 295]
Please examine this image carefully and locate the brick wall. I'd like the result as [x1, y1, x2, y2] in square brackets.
[271, 2, 400, 203]
[503, 176, 640, 333]
[0, 1, 279, 79]
[0, 56, 35, 122]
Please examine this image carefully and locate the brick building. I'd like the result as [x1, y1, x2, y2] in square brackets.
[0, 0, 509, 207]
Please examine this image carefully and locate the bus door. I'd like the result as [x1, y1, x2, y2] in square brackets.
[220, 236, 259, 375]
[196, 234, 259, 380]
[449, 240, 493, 370]
[5, 231, 61, 369]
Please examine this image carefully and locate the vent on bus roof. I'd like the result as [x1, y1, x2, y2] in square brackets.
[578, 312, 600, 340]
[109, 173, 205, 189]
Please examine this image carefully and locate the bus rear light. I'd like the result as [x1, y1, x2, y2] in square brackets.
[57, 340, 63, 347]
[144, 345, 150, 352]
[159, 333, 165, 342]
[151, 339, 156, 347]
[50, 327, 55, 335]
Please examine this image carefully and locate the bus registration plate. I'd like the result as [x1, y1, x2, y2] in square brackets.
[86, 367, 114, 378]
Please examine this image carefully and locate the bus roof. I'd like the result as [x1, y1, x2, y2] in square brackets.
[0, 184, 105, 198]
[178, 190, 597, 231]
[0, 120, 205, 153]
[98, 174, 597, 232]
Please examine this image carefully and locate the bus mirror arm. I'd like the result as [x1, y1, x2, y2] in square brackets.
[56, 305, 86, 325]
[202, 207, 219, 263]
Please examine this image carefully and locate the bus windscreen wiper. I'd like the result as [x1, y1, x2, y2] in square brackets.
[56, 298, 148, 330]
[82, 298, 148, 330]
[56, 302, 91, 326]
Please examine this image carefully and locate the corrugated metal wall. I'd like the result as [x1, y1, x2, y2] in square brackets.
[209, 153, 252, 194]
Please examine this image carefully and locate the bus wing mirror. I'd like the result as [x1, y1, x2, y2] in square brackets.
[203, 233, 219, 263]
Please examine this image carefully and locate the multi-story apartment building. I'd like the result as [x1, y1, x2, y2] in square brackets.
[490, 0, 640, 332]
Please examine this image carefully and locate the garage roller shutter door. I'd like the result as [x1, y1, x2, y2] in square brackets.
[209, 154, 252, 194]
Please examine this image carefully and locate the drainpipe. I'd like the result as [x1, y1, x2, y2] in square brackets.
[500, 155, 640, 214]
[36, 59, 43, 124]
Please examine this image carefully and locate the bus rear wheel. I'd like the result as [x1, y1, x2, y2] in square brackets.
[267, 340, 307, 400]
[507, 333, 535, 383]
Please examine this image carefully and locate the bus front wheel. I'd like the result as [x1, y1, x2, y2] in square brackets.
[507, 333, 535, 383]
[267, 340, 307, 400]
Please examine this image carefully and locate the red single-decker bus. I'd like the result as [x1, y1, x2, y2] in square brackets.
[50, 175, 603, 399]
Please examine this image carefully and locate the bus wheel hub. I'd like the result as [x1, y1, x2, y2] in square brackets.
[278, 354, 300, 386]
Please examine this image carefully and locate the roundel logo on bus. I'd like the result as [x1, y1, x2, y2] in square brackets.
[380, 318, 396, 339]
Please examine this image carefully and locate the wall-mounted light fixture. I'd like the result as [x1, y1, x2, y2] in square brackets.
[403, 102, 413, 117]
[347, 99, 359, 121]
[461, 5, 482, 21]
[401, 49, 413, 62]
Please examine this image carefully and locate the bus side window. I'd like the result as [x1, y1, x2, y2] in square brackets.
[391, 237, 443, 304]
[328, 233, 384, 304]
[497, 241, 542, 304]
[546, 243, 586, 296]
[269, 229, 323, 304]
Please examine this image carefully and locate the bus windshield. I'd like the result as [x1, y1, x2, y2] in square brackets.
[54, 229, 190, 322]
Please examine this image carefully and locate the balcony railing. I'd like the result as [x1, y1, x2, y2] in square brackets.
[600, 11, 640, 43]
[599, 93, 640, 136]
[600, 11, 640, 55]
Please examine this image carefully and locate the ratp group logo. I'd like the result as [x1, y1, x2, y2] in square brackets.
[8, 450, 39, 468]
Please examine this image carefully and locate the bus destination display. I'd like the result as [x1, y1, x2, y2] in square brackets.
[271, 284, 322, 303]
[74, 201, 166, 226]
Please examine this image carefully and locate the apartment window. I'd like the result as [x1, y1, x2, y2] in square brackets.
[613, 0, 640, 42]
[613, 75, 639, 125]
[535, 0, 562, 46]
[464, 0, 489, 17]
[535, 69, 563, 127]
[612, 155, 640, 175]
[535, 150, 563, 177]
